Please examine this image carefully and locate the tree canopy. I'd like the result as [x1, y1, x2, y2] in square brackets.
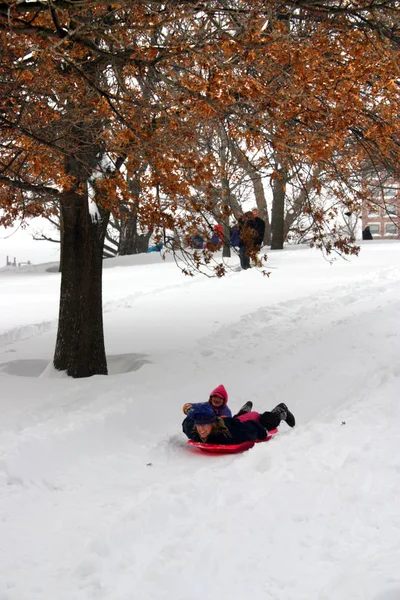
[1, 0, 400, 376]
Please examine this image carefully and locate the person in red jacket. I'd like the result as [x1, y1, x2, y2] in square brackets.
[206, 224, 224, 250]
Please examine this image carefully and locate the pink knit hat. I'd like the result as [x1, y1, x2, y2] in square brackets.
[209, 384, 228, 405]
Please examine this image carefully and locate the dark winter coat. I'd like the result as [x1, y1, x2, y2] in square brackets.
[230, 225, 240, 247]
[182, 416, 267, 445]
[191, 234, 204, 249]
[238, 215, 265, 249]
[209, 232, 222, 247]
[250, 216, 266, 248]
[238, 214, 251, 248]
[362, 226, 373, 240]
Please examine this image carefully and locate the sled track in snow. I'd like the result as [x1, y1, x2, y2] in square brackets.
[0, 272, 214, 349]
[1, 263, 399, 353]
[197, 265, 400, 355]
[0, 320, 56, 348]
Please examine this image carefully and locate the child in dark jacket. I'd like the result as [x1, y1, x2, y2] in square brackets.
[183, 403, 295, 445]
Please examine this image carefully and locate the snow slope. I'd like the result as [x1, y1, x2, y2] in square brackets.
[1, 241, 400, 600]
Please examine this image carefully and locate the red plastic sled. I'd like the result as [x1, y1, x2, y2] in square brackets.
[187, 428, 279, 454]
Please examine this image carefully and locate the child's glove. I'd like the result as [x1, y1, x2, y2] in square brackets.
[183, 403, 194, 416]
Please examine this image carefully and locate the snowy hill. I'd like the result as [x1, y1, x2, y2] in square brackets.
[1, 241, 400, 600]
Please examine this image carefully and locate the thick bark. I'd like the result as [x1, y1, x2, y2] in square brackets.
[284, 186, 307, 238]
[59, 208, 64, 273]
[271, 169, 288, 250]
[119, 210, 137, 255]
[284, 166, 321, 237]
[222, 219, 231, 257]
[119, 209, 151, 254]
[228, 141, 271, 244]
[252, 174, 271, 245]
[220, 126, 231, 258]
[119, 171, 151, 255]
[136, 231, 152, 253]
[53, 190, 109, 377]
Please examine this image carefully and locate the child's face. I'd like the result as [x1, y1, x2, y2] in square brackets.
[210, 394, 224, 407]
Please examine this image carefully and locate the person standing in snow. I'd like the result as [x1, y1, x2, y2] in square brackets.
[191, 231, 204, 249]
[183, 384, 232, 418]
[238, 209, 266, 270]
[238, 211, 254, 270]
[147, 242, 163, 253]
[362, 226, 373, 240]
[230, 223, 240, 248]
[182, 403, 295, 445]
[250, 208, 266, 252]
[206, 224, 224, 250]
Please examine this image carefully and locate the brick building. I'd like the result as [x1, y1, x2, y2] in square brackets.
[362, 181, 400, 239]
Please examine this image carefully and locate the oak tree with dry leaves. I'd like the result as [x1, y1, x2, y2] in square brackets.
[1, 0, 399, 376]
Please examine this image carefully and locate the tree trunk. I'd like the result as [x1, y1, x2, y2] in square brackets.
[252, 174, 271, 245]
[136, 231, 152, 253]
[59, 208, 64, 273]
[284, 166, 321, 238]
[53, 190, 109, 377]
[228, 141, 271, 244]
[222, 219, 231, 257]
[219, 126, 231, 258]
[271, 169, 288, 250]
[119, 211, 137, 255]
[119, 210, 152, 255]
[119, 172, 151, 255]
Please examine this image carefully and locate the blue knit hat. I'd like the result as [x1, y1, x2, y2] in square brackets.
[193, 404, 217, 425]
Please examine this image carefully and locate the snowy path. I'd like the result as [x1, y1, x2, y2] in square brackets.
[1, 242, 400, 599]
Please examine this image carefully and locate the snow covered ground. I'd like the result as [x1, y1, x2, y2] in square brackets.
[1, 241, 400, 600]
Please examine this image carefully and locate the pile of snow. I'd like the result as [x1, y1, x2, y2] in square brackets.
[1, 241, 400, 600]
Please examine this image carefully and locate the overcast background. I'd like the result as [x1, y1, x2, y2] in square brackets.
[0, 220, 60, 266]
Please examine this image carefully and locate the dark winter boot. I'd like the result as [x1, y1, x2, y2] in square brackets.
[271, 403, 296, 428]
[234, 401, 253, 417]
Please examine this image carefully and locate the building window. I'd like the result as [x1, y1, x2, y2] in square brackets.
[384, 187, 398, 199]
[368, 204, 380, 217]
[368, 223, 380, 235]
[386, 203, 397, 216]
[385, 223, 398, 235]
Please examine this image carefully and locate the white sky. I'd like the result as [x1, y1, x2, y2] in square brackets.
[0, 219, 60, 266]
